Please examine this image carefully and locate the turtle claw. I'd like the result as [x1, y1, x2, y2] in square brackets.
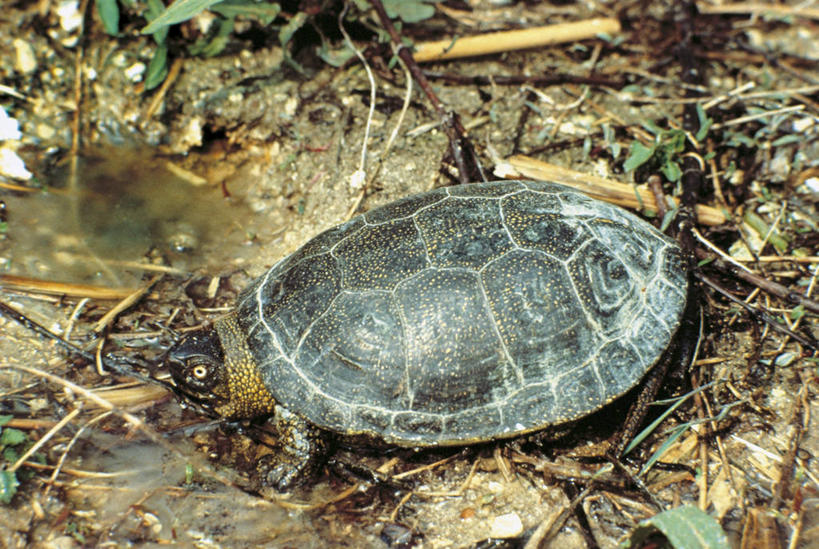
[257, 454, 309, 492]
[256, 405, 331, 491]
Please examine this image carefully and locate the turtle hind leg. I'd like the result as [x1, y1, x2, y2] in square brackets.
[256, 405, 332, 492]
[610, 290, 700, 458]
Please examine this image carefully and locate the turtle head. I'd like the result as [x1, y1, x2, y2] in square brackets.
[167, 313, 276, 420]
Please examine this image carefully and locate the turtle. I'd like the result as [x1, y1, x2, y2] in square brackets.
[168, 180, 689, 490]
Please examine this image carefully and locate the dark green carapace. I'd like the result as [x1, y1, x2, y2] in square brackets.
[168, 180, 688, 490]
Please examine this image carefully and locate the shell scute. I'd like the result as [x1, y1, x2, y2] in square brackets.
[364, 187, 448, 224]
[442, 405, 504, 441]
[593, 340, 645, 400]
[294, 291, 405, 407]
[501, 192, 592, 260]
[415, 197, 516, 269]
[245, 253, 341, 354]
[567, 239, 639, 335]
[554, 365, 606, 417]
[334, 218, 428, 291]
[449, 180, 525, 198]
[481, 249, 597, 383]
[395, 268, 508, 414]
[586, 217, 661, 274]
[392, 411, 444, 442]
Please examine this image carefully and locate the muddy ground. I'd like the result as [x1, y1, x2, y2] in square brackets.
[0, 0, 817, 547]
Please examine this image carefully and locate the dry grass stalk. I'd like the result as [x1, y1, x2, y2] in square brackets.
[92, 274, 162, 333]
[0, 274, 141, 300]
[413, 18, 621, 63]
[498, 155, 730, 226]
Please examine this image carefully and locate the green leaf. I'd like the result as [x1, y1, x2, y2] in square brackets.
[316, 43, 356, 67]
[0, 470, 19, 504]
[96, 0, 120, 35]
[743, 210, 789, 253]
[0, 428, 26, 447]
[141, 0, 223, 34]
[187, 16, 235, 58]
[382, 0, 436, 23]
[620, 506, 731, 549]
[3, 446, 19, 463]
[771, 134, 803, 147]
[661, 160, 682, 182]
[0, 415, 12, 427]
[145, 0, 170, 43]
[624, 390, 688, 457]
[199, 17, 234, 58]
[211, 0, 281, 25]
[144, 43, 169, 90]
[727, 131, 756, 148]
[623, 142, 655, 172]
[623, 381, 718, 458]
[638, 424, 689, 476]
[279, 11, 308, 73]
[279, 10, 307, 47]
[665, 129, 686, 153]
[660, 204, 679, 232]
[64, 521, 87, 545]
[641, 119, 663, 136]
[695, 103, 713, 141]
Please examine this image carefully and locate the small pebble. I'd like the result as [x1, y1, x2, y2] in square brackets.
[283, 96, 298, 118]
[57, 0, 82, 32]
[36, 123, 56, 140]
[490, 512, 523, 538]
[803, 177, 819, 194]
[460, 507, 476, 519]
[486, 481, 504, 493]
[124, 62, 146, 82]
[380, 522, 415, 548]
[0, 107, 22, 141]
[0, 147, 32, 180]
[40, 535, 78, 549]
[13, 38, 37, 74]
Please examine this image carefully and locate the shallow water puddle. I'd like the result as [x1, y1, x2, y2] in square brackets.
[1, 145, 256, 287]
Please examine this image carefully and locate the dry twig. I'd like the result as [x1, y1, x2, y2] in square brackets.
[413, 18, 621, 62]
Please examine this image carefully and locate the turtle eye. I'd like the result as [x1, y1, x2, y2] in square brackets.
[182, 358, 220, 390]
[191, 363, 209, 380]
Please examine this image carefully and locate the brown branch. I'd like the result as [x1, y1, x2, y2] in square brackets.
[695, 272, 818, 351]
[675, 0, 707, 255]
[369, 0, 484, 184]
[695, 251, 819, 315]
[0, 274, 141, 299]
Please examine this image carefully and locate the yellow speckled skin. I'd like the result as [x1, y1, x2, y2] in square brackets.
[212, 313, 276, 419]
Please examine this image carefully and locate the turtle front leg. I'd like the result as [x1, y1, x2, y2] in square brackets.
[257, 404, 331, 491]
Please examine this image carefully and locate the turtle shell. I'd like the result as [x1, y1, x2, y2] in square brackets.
[235, 180, 688, 446]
